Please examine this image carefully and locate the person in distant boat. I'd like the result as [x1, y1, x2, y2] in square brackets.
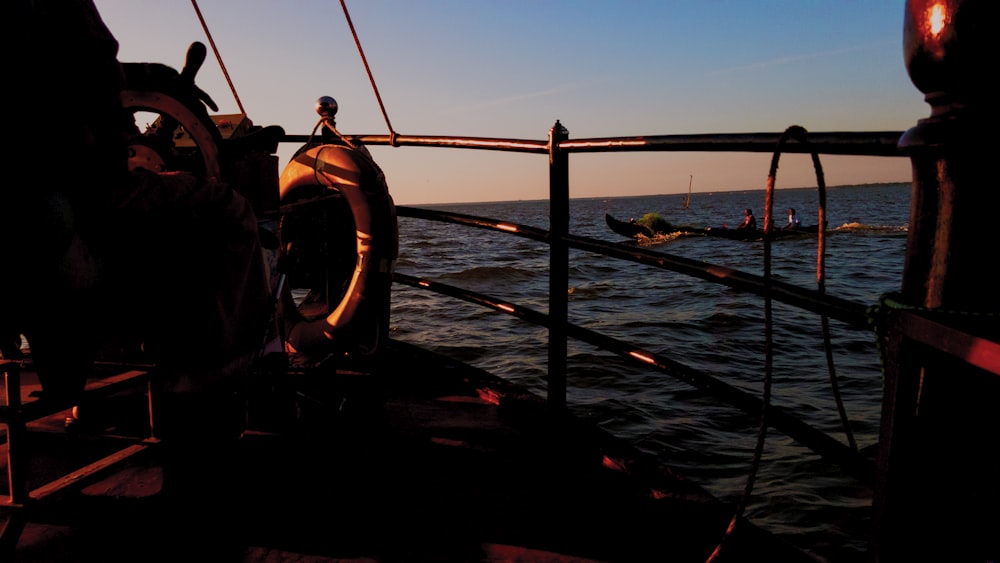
[787, 208, 801, 229]
[737, 208, 757, 230]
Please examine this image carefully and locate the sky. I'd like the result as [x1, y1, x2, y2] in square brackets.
[94, 1, 926, 206]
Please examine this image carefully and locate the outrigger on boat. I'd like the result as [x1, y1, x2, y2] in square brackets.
[605, 213, 821, 242]
[3, 1, 999, 562]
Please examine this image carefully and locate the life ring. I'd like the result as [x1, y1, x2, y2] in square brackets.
[277, 142, 398, 358]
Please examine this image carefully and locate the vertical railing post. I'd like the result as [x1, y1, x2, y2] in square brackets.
[1, 359, 29, 554]
[2, 361, 26, 508]
[872, 1, 998, 561]
[548, 120, 570, 410]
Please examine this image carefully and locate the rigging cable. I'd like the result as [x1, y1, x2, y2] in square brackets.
[191, 0, 247, 115]
[190, 0, 246, 115]
[339, 0, 399, 146]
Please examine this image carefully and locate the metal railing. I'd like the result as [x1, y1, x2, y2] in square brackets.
[314, 126, 912, 482]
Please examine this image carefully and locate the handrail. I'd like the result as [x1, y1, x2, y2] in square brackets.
[276, 105, 993, 562]
[281, 130, 905, 157]
[360, 126, 906, 481]
[280, 126, 902, 485]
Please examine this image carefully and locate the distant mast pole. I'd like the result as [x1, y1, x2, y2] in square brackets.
[684, 174, 692, 209]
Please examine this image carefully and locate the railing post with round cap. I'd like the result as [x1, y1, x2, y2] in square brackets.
[872, 1, 1000, 561]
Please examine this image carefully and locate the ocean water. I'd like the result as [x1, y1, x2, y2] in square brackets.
[389, 182, 912, 562]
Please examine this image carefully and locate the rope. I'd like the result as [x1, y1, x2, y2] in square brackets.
[772, 127, 856, 453]
[190, 0, 246, 115]
[298, 117, 386, 185]
[187, 0, 396, 142]
[339, 0, 399, 145]
[322, 120, 384, 173]
[866, 291, 999, 375]
[867, 293, 908, 377]
[707, 125, 854, 562]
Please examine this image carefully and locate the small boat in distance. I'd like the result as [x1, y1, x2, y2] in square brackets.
[606, 212, 821, 242]
[684, 174, 693, 209]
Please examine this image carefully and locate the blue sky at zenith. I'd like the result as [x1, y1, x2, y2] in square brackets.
[96, 1, 925, 205]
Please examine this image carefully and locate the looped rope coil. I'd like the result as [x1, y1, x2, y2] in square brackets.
[708, 124, 851, 562]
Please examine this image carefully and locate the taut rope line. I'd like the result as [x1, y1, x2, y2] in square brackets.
[339, 0, 399, 146]
[190, 0, 246, 116]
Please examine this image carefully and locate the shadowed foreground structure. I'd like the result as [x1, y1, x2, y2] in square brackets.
[3, 341, 813, 562]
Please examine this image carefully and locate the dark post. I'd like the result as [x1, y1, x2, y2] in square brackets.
[872, 1, 999, 561]
[1, 362, 26, 508]
[548, 120, 570, 410]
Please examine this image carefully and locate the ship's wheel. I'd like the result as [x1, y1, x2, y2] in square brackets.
[120, 42, 223, 178]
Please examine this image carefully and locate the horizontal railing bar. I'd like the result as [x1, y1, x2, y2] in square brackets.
[281, 134, 548, 154]
[559, 131, 904, 156]
[281, 131, 905, 157]
[563, 233, 871, 328]
[396, 206, 871, 329]
[895, 310, 1000, 376]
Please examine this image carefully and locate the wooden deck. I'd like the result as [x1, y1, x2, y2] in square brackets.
[3, 340, 815, 562]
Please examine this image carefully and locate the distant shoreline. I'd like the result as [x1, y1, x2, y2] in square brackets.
[413, 182, 910, 208]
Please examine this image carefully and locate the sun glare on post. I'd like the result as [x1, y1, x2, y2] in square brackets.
[924, 2, 950, 57]
[928, 4, 946, 34]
